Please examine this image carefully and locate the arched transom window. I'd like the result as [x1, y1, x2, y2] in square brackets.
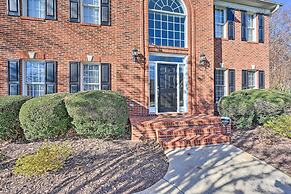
[149, 0, 186, 48]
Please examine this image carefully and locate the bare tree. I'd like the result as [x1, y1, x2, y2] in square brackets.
[269, 7, 291, 91]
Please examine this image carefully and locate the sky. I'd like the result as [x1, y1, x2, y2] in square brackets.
[277, 0, 291, 7]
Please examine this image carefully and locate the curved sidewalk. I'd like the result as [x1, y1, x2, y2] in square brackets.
[137, 144, 291, 194]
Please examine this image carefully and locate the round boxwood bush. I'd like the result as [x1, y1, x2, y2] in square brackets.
[0, 96, 32, 140]
[65, 90, 129, 139]
[19, 94, 71, 141]
[219, 89, 291, 129]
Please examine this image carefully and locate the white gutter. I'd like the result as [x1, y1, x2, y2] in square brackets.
[271, 4, 281, 14]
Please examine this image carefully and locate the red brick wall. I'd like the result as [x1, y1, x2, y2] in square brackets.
[0, 0, 271, 116]
[214, 10, 270, 90]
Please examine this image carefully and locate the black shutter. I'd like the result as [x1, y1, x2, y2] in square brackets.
[7, 60, 20, 95]
[69, 62, 80, 93]
[45, 0, 56, 20]
[241, 11, 247, 41]
[258, 15, 264, 43]
[46, 61, 57, 94]
[101, 0, 110, 26]
[227, 8, 235, 40]
[101, 63, 111, 90]
[8, 0, 20, 16]
[242, 70, 248, 89]
[259, 71, 265, 89]
[229, 69, 235, 93]
[70, 0, 80, 22]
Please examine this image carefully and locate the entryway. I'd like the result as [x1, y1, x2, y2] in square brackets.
[149, 54, 188, 114]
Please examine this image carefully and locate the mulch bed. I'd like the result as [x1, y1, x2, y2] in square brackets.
[232, 126, 291, 176]
[0, 139, 168, 194]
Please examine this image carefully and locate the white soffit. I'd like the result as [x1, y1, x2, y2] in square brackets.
[214, 0, 282, 15]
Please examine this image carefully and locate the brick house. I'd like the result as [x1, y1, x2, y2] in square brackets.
[0, 0, 281, 148]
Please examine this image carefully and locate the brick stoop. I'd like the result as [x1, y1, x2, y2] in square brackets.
[130, 114, 231, 149]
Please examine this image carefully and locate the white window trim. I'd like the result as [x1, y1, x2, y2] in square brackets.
[215, 7, 227, 39]
[148, 54, 188, 114]
[80, 0, 101, 25]
[80, 63, 101, 91]
[22, 60, 46, 96]
[246, 12, 257, 42]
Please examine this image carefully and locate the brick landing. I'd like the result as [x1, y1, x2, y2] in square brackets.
[130, 114, 231, 149]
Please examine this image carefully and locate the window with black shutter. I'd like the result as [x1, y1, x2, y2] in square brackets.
[23, 60, 57, 96]
[8, 0, 56, 19]
[69, 62, 80, 93]
[101, 0, 110, 26]
[101, 63, 111, 90]
[69, 62, 111, 93]
[242, 70, 248, 89]
[7, 60, 20, 95]
[70, 0, 110, 25]
[46, 61, 57, 94]
[7, 0, 20, 16]
[229, 69, 235, 93]
[258, 15, 265, 43]
[259, 71, 265, 89]
[227, 8, 235, 40]
[241, 11, 247, 41]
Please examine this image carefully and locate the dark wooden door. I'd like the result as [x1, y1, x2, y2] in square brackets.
[158, 64, 177, 113]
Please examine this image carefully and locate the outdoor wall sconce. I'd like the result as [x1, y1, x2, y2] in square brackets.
[28, 51, 36, 59]
[199, 52, 208, 66]
[132, 48, 146, 64]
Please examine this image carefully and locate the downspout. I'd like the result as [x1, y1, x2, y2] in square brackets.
[141, 0, 146, 112]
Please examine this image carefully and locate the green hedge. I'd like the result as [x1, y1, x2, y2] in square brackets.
[219, 89, 291, 129]
[19, 94, 71, 141]
[264, 115, 291, 138]
[0, 96, 32, 140]
[65, 90, 129, 139]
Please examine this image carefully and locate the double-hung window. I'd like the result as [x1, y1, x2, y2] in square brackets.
[82, 64, 101, 91]
[242, 70, 256, 89]
[82, 0, 100, 24]
[215, 8, 226, 38]
[7, 0, 56, 19]
[214, 69, 226, 103]
[246, 13, 256, 41]
[69, 62, 111, 93]
[21, 60, 57, 97]
[69, 0, 110, 25]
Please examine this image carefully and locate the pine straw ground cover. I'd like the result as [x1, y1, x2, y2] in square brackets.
[232, 126, 291, 176]
[0, 139, 168, 194]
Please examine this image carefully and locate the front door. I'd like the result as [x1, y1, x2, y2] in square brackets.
[158, 64, 177, 113]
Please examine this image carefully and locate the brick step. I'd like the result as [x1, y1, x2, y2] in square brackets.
[139, 120, 222, 129]
[159, 134, 231, 150]
[158, 125, 225, 138]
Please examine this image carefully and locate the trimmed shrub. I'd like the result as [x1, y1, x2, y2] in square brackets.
[65, 90, 129, 139]
[19, 94, 71, 141]
[0, 96, 32, 140]
[264, 115, 291, 138]
[219, 89, 291, 129]
[13, 142, 72, 176]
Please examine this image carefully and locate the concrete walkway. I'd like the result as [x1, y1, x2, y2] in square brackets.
[137, 144, 291, 194]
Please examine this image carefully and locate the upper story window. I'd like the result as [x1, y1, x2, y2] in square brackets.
[246, 13, 256, 41]
[148, 0, 187, 48]
[242, 11, 256, 42]
[215, 8, 226, 38]
[69, 0, 110, 25]
[7, 0, 56, 19]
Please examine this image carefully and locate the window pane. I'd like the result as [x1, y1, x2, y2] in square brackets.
[148, 1, 186, 48]
[149, 65, 155, 107]
[28, 0, 46, 18]
[25, 61, 46, 97]
[215, 69, 225, 102]
[83, 64, 100, 91]
[83, 0, 100, 24]
[215, 9, 225, 38]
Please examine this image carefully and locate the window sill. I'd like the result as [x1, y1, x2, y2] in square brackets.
[20, 16, 46, 22]
[80, 23, 102, 28]
[149, 45, 188, 51]
[246, 41, 259, 44]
